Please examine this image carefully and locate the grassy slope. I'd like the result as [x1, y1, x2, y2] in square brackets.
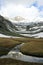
[0, 38, 43, 65]
[20, 38, 43, 57]
[0, 38, 21, 56]
[0, 58, 43, 65]
[0, 37, 30, 55]
[0, 15, 22, 37]
[0, 37, 43, 57]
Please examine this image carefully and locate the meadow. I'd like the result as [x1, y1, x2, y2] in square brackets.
[0, 37, 43, 57]
[0, 58, 43, 65]
[0, 37, 43, 65]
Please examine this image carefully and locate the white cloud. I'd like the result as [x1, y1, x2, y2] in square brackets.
[1, 0, 35, 6]
[39, 11, 43, 17]
[1, 0, 43, 6]
[37, 0, 43, 6]
[0, 3, 39, 22]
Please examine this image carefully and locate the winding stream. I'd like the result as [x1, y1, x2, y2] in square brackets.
[0, 43, 43, 63]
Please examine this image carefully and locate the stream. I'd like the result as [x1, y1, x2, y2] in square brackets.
[0, 43, 43, 63]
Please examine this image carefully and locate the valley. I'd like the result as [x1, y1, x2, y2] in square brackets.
[0, 15, 43, 65]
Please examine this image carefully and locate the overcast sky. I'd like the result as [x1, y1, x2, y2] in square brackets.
[0, 0, 43, 21]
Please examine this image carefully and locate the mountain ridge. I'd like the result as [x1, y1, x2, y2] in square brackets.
[0, 15, 20, 36]
[0, 15, 43, 38]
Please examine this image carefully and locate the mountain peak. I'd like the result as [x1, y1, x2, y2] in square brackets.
[14, 16, 25, 21]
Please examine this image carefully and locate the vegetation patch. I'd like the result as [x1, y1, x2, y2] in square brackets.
[0, 58, 43, 65]
[0, 38, 21, 56]
[0, 37, 43, 57]
[20, 39, 43, 57]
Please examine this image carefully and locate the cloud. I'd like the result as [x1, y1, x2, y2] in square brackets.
[39, 11, 43, 17]
[0, 0, 43, 22]
[0, 3, 39, 22]
[37, 0, 43, 6]
[30, 0, 43, 17]
[0, 0, 35, 6]
[0, 0, 43, 8]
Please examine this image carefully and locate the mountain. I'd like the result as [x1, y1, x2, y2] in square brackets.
[15, 21, 43, 38]
[14, 16, 25, 21]
[26, 22, 43, 32]
[9, 16, 26, 23]
[0, 15, 20, 36]
[0, 15, 43, 38]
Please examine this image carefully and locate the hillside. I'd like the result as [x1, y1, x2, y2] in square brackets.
[0, 15, 20, 36]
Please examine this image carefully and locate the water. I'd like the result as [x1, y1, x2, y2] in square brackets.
[0, 43, 43, 63]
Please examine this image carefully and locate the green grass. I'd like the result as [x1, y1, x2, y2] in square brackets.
[0, 58, 43, 65]
[0, 38, 21, 56]
[0, 37, 43, 57]
[0, 29, 22, 37]
[20, 38, 43, 57]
